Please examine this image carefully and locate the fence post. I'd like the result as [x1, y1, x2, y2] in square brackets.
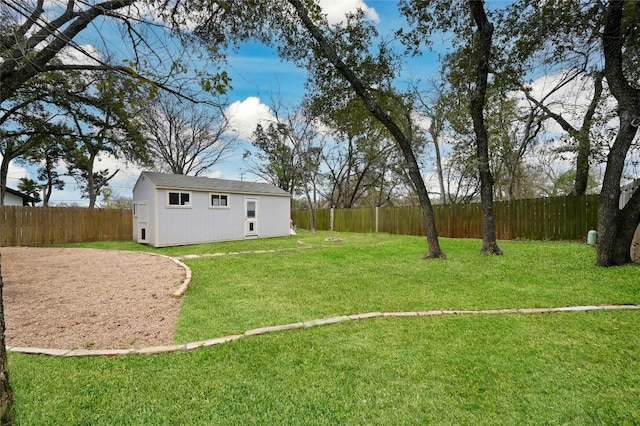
[375, 206, 379, 233]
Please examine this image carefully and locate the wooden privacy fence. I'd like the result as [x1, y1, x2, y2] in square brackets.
[292, 195, 600, 241]
[0, 206, 133, 246]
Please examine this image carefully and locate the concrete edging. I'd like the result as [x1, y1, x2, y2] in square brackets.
[8, 304, 639, 358]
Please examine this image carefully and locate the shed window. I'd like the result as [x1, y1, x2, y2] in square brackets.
[168, 191, 191, 207]
[210, 194, 229, 207]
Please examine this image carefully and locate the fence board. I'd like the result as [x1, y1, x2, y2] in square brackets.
[0, 206, 133, 246]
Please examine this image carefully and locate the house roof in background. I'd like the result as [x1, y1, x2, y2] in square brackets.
[5, 187, 40, 203]
[137, 172, 290, 197]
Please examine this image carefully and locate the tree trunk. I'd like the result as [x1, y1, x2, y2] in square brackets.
[571, 72, 604, 196]
[571, 133, 591, 196]
[597, 120, 640, 266]
[468, 0, 502, 255]
[0, 252, 15, 424]
[597, 0, 640, 266]
[304, 187, 317, 232]
[430, 126, 447, 204]
[43, 181, 52, 207]
[309, 208, 317, 232]
[0, 155, 9, 206]
[288, 0, 445, 258]
[87, 151, 97, 209]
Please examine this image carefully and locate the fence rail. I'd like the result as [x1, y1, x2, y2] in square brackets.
[292, 195, 600, 241]
[1, 206, 132, 246]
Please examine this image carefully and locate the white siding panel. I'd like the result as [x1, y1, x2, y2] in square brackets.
[157, 189, 196, 246]
[257, 196, 291, 237]
[216, 194, 244, 240]
[3, 193, 24, 206]
[156, 190, 246, 246]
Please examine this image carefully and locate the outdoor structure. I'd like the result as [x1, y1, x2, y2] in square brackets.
[2, 187, 39, 206]
[132, 171, 291, 247]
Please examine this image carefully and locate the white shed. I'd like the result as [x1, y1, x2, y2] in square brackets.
[132, 171, 291, 247]
[3, 188, 40, 206]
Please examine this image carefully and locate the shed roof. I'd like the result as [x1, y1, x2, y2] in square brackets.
[138, 171, 290, 197]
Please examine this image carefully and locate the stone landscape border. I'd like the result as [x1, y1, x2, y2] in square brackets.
[8, 304, 639, 357]
[147, 253, 191, 298]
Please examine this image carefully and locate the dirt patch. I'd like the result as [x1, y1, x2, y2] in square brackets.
[1, 247, 186, 350]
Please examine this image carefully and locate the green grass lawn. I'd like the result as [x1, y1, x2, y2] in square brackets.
[11, 231, 640, 424]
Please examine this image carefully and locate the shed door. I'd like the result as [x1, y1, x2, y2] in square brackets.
[245, 198, 259, 237]
[137, 202, 149, 243]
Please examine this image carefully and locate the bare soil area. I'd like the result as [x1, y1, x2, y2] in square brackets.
[1, 247, 186, 350]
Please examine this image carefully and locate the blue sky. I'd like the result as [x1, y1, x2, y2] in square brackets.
[6, 0, 608, 205]
[4, 0, 459, 205]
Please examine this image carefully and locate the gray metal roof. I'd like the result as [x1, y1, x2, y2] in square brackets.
[139, 171, 290, 197]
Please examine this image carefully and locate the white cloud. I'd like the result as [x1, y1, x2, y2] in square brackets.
[411, 110, 432, 133]
[56, 43, 103, 66]
[522, 71, 613, 133]
[202, 170, 224, 179]
[319, 0, 379, 25]
[226, 96, 276, 140]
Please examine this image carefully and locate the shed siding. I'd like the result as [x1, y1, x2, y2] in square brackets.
[152, 190, 289, 247]
[256, 195, 290, 237]
[156, 190, 245, 247]
[3, 192, 24, 206]
[132, 172, 291, 247]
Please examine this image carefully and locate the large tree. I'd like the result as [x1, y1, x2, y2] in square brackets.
[1, 0, 228, 200]
[495, 0, 640, 264]
[502, 0, 616, 197]
[401, 0, 504, 254]
[0, 68, 75, 205]
[468, 0, 502, 255]
[597, 0, 640, 266]
[61, 70, 150, 207]
[307, 94, 414, 209]
[246, 122, 301, 194]
[18, 139, 66, 206]
[503, 0, 639, 264]
[181, 0, 445, 257]
[141, 94, 237, 176]
[245, 105, 324, 231]
[0, 0, 138, 103]
[288, 0, 444, 256]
